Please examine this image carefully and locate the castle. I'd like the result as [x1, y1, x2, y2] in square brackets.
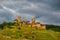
[14, 16, 46, 29]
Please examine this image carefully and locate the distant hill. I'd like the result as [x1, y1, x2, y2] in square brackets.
[46, 24, 60, 32]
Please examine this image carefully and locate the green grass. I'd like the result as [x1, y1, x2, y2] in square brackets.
[0, 26, 60, 40]
[0, 22, 60, 40]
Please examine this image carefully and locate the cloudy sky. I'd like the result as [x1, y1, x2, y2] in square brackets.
[0, 0, 60, 25]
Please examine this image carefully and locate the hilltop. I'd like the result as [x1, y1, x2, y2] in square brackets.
[0, 16, 60, 40]
[0, 21, 60, 40]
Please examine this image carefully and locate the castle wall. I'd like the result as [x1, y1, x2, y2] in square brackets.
[32, 24, 36, 27]
[36, 24, 41, 27]
[22, 22, 26, 27]
[14, 16, 46, 29]
[40, 25, 46, 29]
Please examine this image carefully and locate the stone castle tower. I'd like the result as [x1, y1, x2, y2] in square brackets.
[17, 16, 21, 22]
[32, 18, 35, 25]
[14, 16, 46, 29]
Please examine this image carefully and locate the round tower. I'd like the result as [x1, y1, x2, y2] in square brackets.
[32, 18, 35, 25]
[17, 16, 21, 22]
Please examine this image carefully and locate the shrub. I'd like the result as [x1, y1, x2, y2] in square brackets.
[24, 35, 29, 39]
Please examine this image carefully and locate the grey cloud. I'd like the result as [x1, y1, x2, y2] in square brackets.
[27, 0, 60, 10]
[0, 0, 60, 25]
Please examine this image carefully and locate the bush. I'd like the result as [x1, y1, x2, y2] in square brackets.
[24, 35, 29, 39]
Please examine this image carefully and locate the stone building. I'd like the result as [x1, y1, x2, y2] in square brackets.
[14, 16, 21, 23]
[17, 16, 21, 22]
[14, 19, 18, 23]
[35, 22, 41, 27]
[21, 21, 31, 27]
[14, 16, 46, 29]
[32, 18, 35, 25]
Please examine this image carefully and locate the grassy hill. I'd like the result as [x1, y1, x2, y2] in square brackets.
[0, 22, 60, 40]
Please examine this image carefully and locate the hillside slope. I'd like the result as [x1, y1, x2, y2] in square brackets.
[0, 22, 60, 40]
